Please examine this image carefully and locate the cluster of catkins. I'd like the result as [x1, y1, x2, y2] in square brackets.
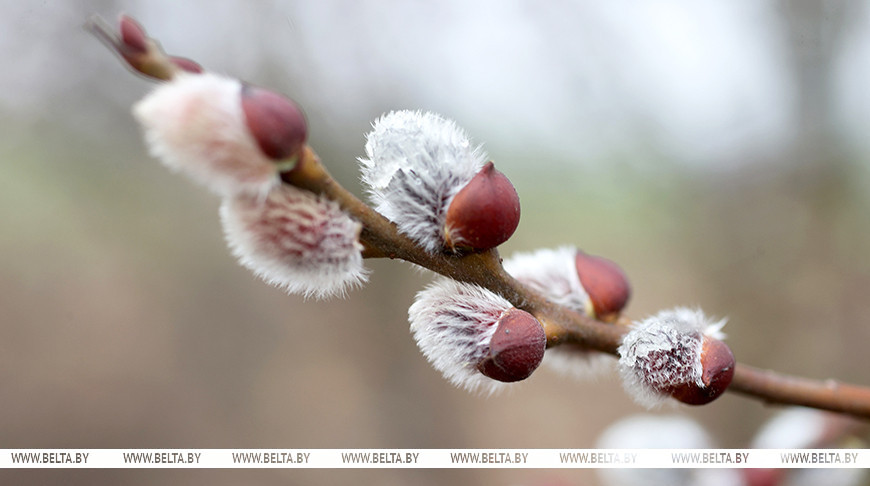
[115, 15, 735, 407]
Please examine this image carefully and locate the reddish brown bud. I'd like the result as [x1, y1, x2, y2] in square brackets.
[574, 251, 631, 321]
[169, 56, 203, 74]
[669, 336, 735, 405]
[241, 84, 308, 161]
[444, 162, 520, 251]
[477, 308, 546, 383]
[119, 15, 148, 55]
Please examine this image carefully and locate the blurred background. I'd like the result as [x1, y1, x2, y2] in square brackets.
[1, 0, 869, 484]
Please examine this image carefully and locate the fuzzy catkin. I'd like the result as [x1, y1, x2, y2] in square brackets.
[220, 185, 367, 299]
[617, 307, 726, 407]
[409, 278, 514, 395]
[133, 72, 279, 197]
[359, 110, 487, 252]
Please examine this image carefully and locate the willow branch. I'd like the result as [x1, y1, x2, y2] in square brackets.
[88, 16, 870, 420]
[285, 148, 870, 420]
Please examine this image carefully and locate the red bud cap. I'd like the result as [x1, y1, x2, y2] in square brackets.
[669, 336, 735, 405]
[574, 251, 631, 321]
[444, 161, 520, 251]
[119, 15, 148, 55]
[477, 308, 546, 383]
[170, 56, 203, 74]
[241, 84, 308, 162]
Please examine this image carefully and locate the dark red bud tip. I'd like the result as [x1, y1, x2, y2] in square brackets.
[575, 251, 631, 321]
[444, 162, 521, 251]
[86, 14, 181, 81]
[669, 337, 735, 405]
[119, 15, 148, 54]
[170, 57, 203, 74]
[241, 84, 308, 161]
[477, 308, 546, 383]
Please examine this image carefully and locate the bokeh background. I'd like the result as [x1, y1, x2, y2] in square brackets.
[1, 0, 869, 484]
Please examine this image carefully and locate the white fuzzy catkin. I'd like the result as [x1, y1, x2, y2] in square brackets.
[617, 307, 726, 408]
[409, 278, 513, 395]
[134, 72, 279, 197]
[504, 247, 611, 379]
[503, 246, 590, 314]
[220, 185, 367, 299]
[359, 110, 487, 252]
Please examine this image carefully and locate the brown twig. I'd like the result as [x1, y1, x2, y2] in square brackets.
[730, 365, 870, 419]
